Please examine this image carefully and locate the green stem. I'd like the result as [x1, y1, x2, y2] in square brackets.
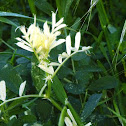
[39, 83, 47, 96]
[0, 94, 44, 107]
[33, 48, 40, 62]
[49, 98, 62, 111]
[58, 106, 67, 126]
[0, 39, 15, 51]
[71, 59, 76, 74]
[0, 52, 31, 60]
[0, 94, 63, 115]
[52, 50, 87, 79]
[1, 104, 9, 123]
[65, 100, 84, 126]
[47, 80, 51, 98]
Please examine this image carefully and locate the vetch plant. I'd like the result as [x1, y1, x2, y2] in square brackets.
[16, 11, 92, 97]
[0, 0, 126, 125]
[0, 11, 93, 126]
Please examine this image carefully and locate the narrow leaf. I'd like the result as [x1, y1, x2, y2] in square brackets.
[81, 94, 102, 121]
[52, 76, 67, 104]
[0, 11, 30, 18]
[0, 17, 17, 27]
[88, 76, 118, 91]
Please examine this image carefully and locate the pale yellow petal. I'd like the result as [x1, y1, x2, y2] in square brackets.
[75, 31, 81, 50]
[49, 62, 60, 66]
[82, 46, 92, 51]
[64, 117, 73, 126]
[38, 64, 54, 75]
[19, 26, 26, 35]
[66, 35, 71, 55]
[53, 24, 66, 33]
[16, 37, 31, 47]
[0, 80, 6, 101]
[50, 39, 65, 49]
[19, 81, 26, 97]
[85, 122, 92, 126]
[55, 18, 64, 27]
[67, 109, 77, 126]
[43, 21, 50, 36]
[16, 42, 33, 52]
[58, 55, 62, 63]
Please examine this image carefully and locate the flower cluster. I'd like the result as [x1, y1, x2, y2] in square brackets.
[16, 12, 91, 81]
[16, 12, 66, 60]
[58, 31, 92, 64]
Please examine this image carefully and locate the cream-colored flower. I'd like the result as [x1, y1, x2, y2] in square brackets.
[85, 122, 92, 126]
[66, 32, 81, 55]
[0, 80, 6, 101]
[38, 61, 54, 75]
[64, 109, 77, 126]
[58, 52, 69, 63]
[66, 32, 92, 55]
[66, 35, 71, 55]
[16, 12, 66, 60]
[19, 81, 26, 97]
[65, 117, 73, 126]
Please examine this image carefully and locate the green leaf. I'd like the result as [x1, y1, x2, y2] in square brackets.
[81, 94, 102, 121]
[35, 0, 54, 16]
[8, 106, 25, 116]
[28, 0, 37, 14]
[70, 17, 80, 37]
[88, 76, 118, 91]
[68, 96, 81, 114]
[0, 17, 17, 27]
[6, 99, 26, 112]
[21, 115, 37, 124]
[0, 53, 11, 64]
[52, 76, 67, 104]
[35, 100, 52, 122]
[56, 0, 66, 18]
[99, 42, 111, 65]
[65, 83, 85, 95]
[16, 57, 30, 64]
[75, 71, 92, 85]
[31, 56, 45, 92]
[64, 0, 73, 19]
[0, 64, 23, 94]
[78, 65, 102, 72]
[0, 11, 30, 18]
[107, 24, 117, 34]
[72, 52, 90, 62]
[96, 0, 109, 29]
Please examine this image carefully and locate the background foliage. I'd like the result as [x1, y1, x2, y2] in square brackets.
[0, 0, 126, 125]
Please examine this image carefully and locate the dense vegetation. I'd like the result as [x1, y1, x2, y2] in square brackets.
[0, 0, 126, 125]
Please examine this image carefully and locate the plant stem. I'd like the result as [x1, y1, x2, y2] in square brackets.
[0, 94, 44, 107]
[58, 106, 67, 126]
[52, 50, 88, 79]
[65, 100, 84, 126]
[47, 80, 51, 98]
[49, 98, 62, 111]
